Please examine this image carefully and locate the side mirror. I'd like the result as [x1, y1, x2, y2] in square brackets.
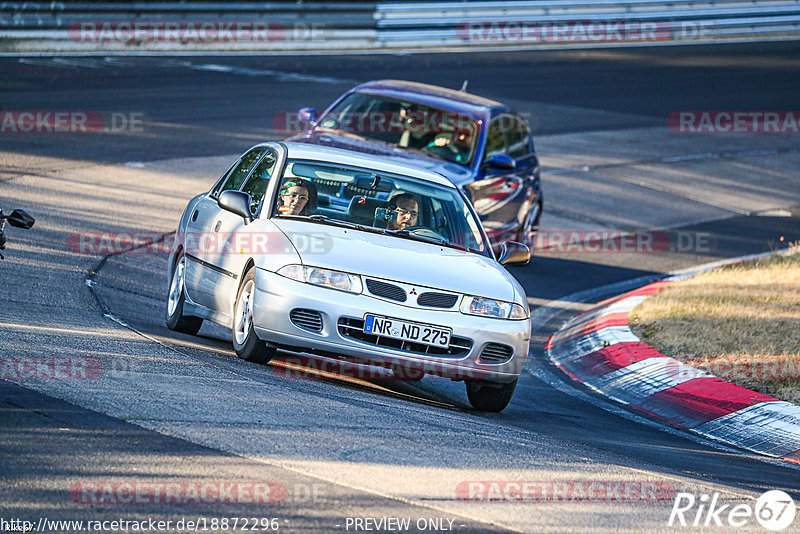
[6, 209, 35, 229]
[498, 241, 530, 266]
[298, 107, 317, 127]
[483, 154, 516, 170]
[218, 191, 253, 223]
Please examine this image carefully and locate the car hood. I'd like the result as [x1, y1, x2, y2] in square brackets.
[271, 218, 520, 302]
[288, 130, 475, 186]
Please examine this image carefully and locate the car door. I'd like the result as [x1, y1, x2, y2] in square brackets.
[504, 116, 540, 242]
[208, 148, 279, 315]
[184, 146, 267, 310]
[466, 114, 528, 243]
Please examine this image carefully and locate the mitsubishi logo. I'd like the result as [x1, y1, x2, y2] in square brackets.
[409, 288, 417, 295]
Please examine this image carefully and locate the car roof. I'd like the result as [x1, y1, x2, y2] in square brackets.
[351, 80, 505, 117]
[276, 141, 457, 189]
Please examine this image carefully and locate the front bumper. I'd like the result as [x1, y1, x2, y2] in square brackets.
[251, 268, 530, 383]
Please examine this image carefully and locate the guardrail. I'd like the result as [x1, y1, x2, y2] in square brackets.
[375, 0, 800, 48]
[0, 0, 798, 53]
[0, 1, 378, 52]
[0, 2, 376, 28]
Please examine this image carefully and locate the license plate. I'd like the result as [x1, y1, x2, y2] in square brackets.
[363, 314, 451, 348]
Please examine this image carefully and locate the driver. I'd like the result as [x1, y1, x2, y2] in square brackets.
[277, 178, 317, 216]
[426, 129, 473, 164]
[386, 193, 419, 231]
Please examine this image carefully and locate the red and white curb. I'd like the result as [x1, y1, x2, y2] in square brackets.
[546, 279, 800, 463]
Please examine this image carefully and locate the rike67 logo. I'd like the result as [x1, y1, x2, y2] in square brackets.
[669, 490, 796, 531]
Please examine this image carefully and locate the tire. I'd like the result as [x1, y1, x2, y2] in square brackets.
[166, 254, 203, 335]
[232, 267, 275, 364]
[465, 379, 518, 412]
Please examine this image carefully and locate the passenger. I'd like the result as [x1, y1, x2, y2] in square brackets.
[386, 192, 419, 231]
[278, 178, 317, 216]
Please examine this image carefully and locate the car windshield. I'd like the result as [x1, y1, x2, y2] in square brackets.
[316, 92, 480, 167]
[271, 159, 490, 256]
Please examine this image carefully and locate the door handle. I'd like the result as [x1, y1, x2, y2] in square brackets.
[214, 220, 222, 232]
[191, 210, 198, 222]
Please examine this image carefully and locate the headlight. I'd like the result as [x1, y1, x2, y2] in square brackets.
[460, 296, 529, 320]
[277, 265, 363, 294]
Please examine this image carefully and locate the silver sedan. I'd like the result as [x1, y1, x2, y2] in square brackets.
[167, 142, 531, 411]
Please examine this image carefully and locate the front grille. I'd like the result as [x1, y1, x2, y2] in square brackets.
[290, 309, 323, 332]
[337, 317, 472, 357]
[365, 279, 406, 302]
[417, 291, 459, 309]
[479, 343, 514, 364]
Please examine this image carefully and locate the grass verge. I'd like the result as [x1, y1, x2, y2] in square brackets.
[630, 245, 800, 405]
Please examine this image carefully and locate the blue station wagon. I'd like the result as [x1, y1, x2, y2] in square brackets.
[289, 80, 543, 250]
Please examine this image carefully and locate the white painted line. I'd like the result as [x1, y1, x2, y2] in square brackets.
[752, 208, 793, 217]
[191, 63, 234, 73]
[660, 153, 719, 163]
[3, 36, 800, 58]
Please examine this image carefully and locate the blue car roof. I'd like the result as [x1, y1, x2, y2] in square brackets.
[351, 80, 505, 119]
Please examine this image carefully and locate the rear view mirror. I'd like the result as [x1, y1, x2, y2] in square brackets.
[7, 209, 35, 229]
[498, 241, 530, 266]
[218, 191, 254, 223]
[298, 107, 317, 126]
[484, 154, 516, 170]
[354, 175, 394, 192]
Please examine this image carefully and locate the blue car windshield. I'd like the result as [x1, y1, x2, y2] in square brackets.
[271, 159, 490, 256]
[317, 92, 480, 167]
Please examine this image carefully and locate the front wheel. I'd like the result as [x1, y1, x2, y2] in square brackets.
[465, 379, 518, 412]
[166, 255, 203, 335]
[233, 268, 275, 364]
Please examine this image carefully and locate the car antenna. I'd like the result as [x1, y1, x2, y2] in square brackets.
[459, 80, 469, 92]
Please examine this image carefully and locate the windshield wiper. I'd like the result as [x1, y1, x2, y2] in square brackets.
[389, 228, 451, 247]
[389, 229, 486, 254]
[316, 127, 371, 144]
[307, 214, 388, 236]
[306, 214, 358, 228]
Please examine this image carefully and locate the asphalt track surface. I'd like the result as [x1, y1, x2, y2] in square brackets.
[2, 43, 800, 533]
